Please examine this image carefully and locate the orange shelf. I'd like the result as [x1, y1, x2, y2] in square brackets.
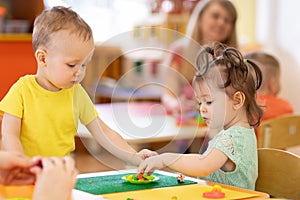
[0, 33, 32, 41]
[0, 35, 36, 100]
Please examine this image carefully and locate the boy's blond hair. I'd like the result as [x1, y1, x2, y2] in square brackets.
[244, 52, 280, 92]
[32, 6, 93, 52]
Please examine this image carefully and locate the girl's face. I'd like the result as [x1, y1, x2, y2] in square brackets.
[195, 79, 235, 130]
[36, 30, 94, 91]
[199, 2, 234, 44]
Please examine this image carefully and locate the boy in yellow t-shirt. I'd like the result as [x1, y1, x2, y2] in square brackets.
[0, 6, 156, 165]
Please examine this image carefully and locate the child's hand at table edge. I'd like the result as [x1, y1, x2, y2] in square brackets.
[30, 156, 78, 200]
[0, 152, 40, 185]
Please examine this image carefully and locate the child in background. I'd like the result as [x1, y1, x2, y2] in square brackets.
[0, 6, 155, 165]
[138, 42, 263, 190]
[161, 0, 239, 154]
[0, 151, 77, 200]
[244, 51, 293, 121]
[162, 0, 238, 113]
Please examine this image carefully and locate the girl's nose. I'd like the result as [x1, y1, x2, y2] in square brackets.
[200, 104, 207, 113]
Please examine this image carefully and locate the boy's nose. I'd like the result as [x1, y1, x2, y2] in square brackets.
[74, 67, 83, 77]
[74, 71, 80, 77]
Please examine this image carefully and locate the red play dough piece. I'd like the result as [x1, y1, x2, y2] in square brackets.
[137, 173, 143, 180]
[203, 191, 225, 198]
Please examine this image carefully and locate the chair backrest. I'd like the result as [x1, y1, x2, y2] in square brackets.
[257, 114, 300, 149]
[256, 148, 300, 199]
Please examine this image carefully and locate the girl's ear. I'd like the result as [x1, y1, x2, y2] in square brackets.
[35, 49, 47, 67]
[232, 91, 245, 110]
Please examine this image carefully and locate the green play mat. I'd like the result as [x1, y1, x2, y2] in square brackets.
[75, 173, 197, 195]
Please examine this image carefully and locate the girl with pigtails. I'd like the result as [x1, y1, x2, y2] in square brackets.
[138, 42, 263, 190]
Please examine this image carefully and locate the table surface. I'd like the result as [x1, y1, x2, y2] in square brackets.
[77, 102, 207, 144]
[77, 169, 270, 200]
[96, 85, 162, 101]
[0, 170, 269, 200]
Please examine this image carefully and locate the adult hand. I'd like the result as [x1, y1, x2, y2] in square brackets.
[0, 151, 37, 185]
[30, 156, 78, 200]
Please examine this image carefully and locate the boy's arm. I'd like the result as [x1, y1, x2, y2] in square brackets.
[1, 113, 24, 154]
[85, 117, 141, 165]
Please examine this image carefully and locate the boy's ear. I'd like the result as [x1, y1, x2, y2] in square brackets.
[232, 91, 245, 110]
[268, 77, 280, 96]
[35, 49, 47, 67]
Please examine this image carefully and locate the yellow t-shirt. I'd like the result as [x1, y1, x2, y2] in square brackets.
[0, 75, 98, 157]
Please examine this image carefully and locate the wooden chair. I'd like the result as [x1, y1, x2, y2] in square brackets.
[257, 114, 300, 149]
[256, 148, 300, 199]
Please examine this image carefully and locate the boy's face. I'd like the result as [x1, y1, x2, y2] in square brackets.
[195, 79, 235, 130]
[37, 30, 94, 91]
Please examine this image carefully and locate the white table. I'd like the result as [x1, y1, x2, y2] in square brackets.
[74, 169, 201, 200]
[77, 102, 207, 145]
[0, 169, 268, 200]
[75, 169, 269, 200]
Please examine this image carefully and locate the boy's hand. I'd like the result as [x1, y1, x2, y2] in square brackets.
[130, 149, 158, 166]
[138, 149, 158, 160]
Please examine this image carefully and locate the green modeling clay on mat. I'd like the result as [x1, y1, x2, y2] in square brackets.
[75, 173, 197, 195]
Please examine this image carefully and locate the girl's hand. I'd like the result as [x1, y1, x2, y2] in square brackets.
[30, 156, 78, 200]
[137, 154, 167, 175]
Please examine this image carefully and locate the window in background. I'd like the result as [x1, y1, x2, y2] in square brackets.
[43, 0, 151, 42]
